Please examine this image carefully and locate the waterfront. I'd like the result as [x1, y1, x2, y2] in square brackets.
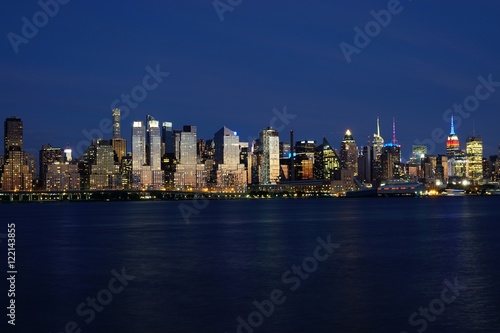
[1, 197, 499, 332]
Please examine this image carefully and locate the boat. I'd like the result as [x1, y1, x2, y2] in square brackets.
[443, 189, 465, 196]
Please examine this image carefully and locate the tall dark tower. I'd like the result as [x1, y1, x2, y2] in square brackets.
[111, 109, 126, 163]
[4, 116, 23, 155]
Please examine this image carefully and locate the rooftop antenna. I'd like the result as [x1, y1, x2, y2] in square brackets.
[392, 117, 397, 145]
[377, 116, 381, 136]
[450, 114, 455, 135]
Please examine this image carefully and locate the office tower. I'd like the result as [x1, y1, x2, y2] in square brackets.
[1, 117, 32, 191]
[111, 109, 127, 164]
[39, 144, 64, 189]
[146, 116, 161, 171]
[131, 121, 145, 173]
[213, 127, 247, 190]
[4, 116, 23, 155]
[380, 119, 401, 180]
[358, 145, 372, 183]
[313, 137, 342, 180]
[131, 118, 163, 189]
[340, 129, 358, 177]
[85, 139, 122, 190]
[446, 114, 460, 159]
[466, 135, 483, 182]
[161, 122, 174, 157]
[372, 117, 384, 160]
[258, 127, 280, 185]
[174, 125, 205, 188]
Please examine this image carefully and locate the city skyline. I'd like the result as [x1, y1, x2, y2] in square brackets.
[2, 110, 496, 163]
[2, 2, 500, 158]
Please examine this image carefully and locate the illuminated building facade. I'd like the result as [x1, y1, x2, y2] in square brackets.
[131, 118, 163, 189]
[446, 114, 460, 159]
[258, 127, 280, 185]
[313, 137, 342, 180]
[1, 117, 33, 191]
[213, 127, 247, 191]
[340, 129, 358, 176]
[466, 135, 483, 183]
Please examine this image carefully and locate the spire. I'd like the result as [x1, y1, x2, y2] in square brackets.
[450, 114, 455, 135]
[392, 117, 397, 145]
[376, 117, 380, 136]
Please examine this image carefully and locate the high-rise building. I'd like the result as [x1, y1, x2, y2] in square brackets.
[466, 135, 483, 182]
[213, 127, 247, 191]
[131, 118, 163, 189]
[340, 129, 358, 177]
[380, 119, 401, 181]
[146, 116, 161, 171]
[174, 125, 205, 188]
[84, 139, 122, 190]
[258, 127, 280, 185]
[161, 122, 174, 157]
[39, 144, 64, 189]
[446, 114, 460, 159]
[111, 109, 127, 164]
[313, 137, 342, 180]
[132, 121, 145, 170]
[4, 117, 23, 155]
[372, 117, 384, 160]
[1, 117, 32, 191]
[112, 108, 121, 138]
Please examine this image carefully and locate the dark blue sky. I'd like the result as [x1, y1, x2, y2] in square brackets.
[2, 0, 500, 159]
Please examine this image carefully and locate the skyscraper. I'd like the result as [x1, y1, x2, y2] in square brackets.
[112, 108, 121, 138]
[161, 121, 174, 156]
[313, 137, 342, 180]
[340, 129, 358, 177]
[146, 116, 161, 171]
[172, 125, 206, 189]
[446, 114, 460, 159]
[131, 118, 163, 189]
[380, 118, 401, 180]
[111, 109, 127, 163]
[372, 117, 384, 160]
[466, 135, 483, 182]
[4, 116, 23, 155]
[132, 121, 145, 170]
[1, 117, 32, 191]
[84, 140, 122, 190]
[258, 127, 280, 185]
[39, 144, 64, 189]
[213, 127, 247, 190]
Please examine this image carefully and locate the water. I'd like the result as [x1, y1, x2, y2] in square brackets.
[1, 197, 499, 333]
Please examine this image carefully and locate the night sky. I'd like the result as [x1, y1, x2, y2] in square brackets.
[2, 1, 500, 160]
